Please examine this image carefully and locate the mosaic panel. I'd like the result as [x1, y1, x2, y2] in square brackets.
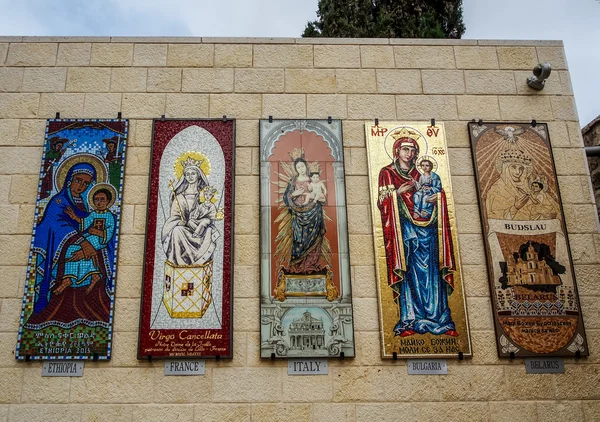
[469, 122, 588, 357]
[260, 119, 355, 359]
[365, 122, 472, 358]
[138, 119, 234, 359]
[16, 119, 128, 360]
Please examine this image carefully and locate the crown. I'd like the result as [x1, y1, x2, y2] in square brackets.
[288, 147, 305, 161]
[390, 128, 421, 142]
[182, 156, 203, 170]
[202, 185, 218, 196]
[308, 161, 322, 174]
[497, 148, 532, 166]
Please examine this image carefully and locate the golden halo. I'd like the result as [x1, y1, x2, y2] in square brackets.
[416, 155, 439, 174]
[383, 126, 429, 162]
[88, 183, 118, 209]
[55, 153, 107, 192]
[174, 151, 211, 180]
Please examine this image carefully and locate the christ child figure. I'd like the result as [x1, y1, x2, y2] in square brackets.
[189, 186, 218, 238]
[412, 158, 442, 219]
[303, 162, 327, 205]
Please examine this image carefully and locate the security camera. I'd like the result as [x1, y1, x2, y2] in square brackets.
[527, 62, 552, 90]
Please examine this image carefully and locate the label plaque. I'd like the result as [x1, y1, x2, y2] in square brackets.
[164, 360, 206, 376]
[525, 358, 564, 374]
[42, 361, 84, 377]
[287, 359, 328, 375]
[407, 359, 448, 375]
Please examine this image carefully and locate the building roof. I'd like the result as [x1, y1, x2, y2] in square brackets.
[582, 114, 600, 136]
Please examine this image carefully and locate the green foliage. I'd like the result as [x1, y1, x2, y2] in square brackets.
[302, 0, 465, 39]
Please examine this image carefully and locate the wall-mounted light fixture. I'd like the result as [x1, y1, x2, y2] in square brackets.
[527, 62, 552, 90]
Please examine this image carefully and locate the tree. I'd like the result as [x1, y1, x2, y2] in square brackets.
[302, 0, 465, 39]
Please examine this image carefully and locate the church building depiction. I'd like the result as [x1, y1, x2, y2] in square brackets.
[288, 311, 326, 350]
[506, 243, 562, 288]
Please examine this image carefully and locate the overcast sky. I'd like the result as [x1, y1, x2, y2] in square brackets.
[0, 0, 598, 126]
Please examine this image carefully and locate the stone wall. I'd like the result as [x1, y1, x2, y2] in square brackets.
[583, 116, 600, 220]
[0, 36, 599, 421]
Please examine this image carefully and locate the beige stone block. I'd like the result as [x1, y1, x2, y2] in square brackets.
[583, 401, 600, 421]
[21, 367, 71, 403]
[569, 234, 598, 264]
[360, 45, 394, 68]
[251, 404, 311, 421]
[71, 368, 154, 403]
[0, 265, 23, 297]
[0, 332, 21, 367]
[344, 147, 368, 176]
[567, 121, 585, 147]
[469, 330, 502, 365]
[376, 69, 421, 94]
[118, 204, 135, 235]
[66, 67, 110, 92]
[114, 265, 142, 298]
[6, 43, 57, 66]
[536, 401, 584, 422]
[0, 204, 20, 234]
[551, 96, 578, 121]
[347, 204, 372, 234]
[553, 147, 588, 176]
[83, 93, 122, 118]
[235, 120, 259, 147]
[448, 147, 474, 176]
[457, 95, 500, 120]
[0, 68, 24, 92]
[133, 44, 167, 66]
[454, 46, 499, 69]
[113, 297, 140, 332]
[124, 146, 150, 176]
[465, 297, 494, 330]
[122, 93, 165, 118]
[458, 234, 486, 266]
[349, 234, 375, 266]
[455, 204, 482, 234]
[564, 203, 599, 233]
[356, 404, 413, 422]
[182, 68, 233, 93]
[116, 234, 145, 265]
[194, 404, 250, 422]
[215, 44, 252, 67]
[546, 121, 570, 147]
[0, 43, 7, 64]
[489, 402, 538, 422]
[554, 365, 600, 399]
[461, 264, 489, 297]
[0, 119, 19, 145]
[581, 296, 600, 329]
[0, 93, 40, 118]
[167, 44, 214, 67]
[394, 46, 455, 69]
[285, 69, 336, 93]
[336, 69, 376, 93]
[422, 70, 464, 94]
[345, 176, 369, 205]
[262, 94, 306, 119]
[91, 43, 133, 66]
[0, 298, 21, 330]
[332, 367, 386, 401]
[443, 365, 508, 401]
[281, 374, 334, 402]
[254, 44, 313, 68]
[153, 367, 211, 402]
[342, 120, 365, 147]
[235, 69, 284, 93]
[9, 405, 81, 422]
[233, 265, 259, 298]
[0, 146, 42, 174]
[165, 93, 209, 118]
[8, 175, 38, 204]
[147, 68, 181, 92]
[233, 298, 259, 332]
[110, 68, 147, 92]
[559, 70, 574, 95]
[234, 233, 259, 265]
[235, 175, 259, 204]
[498, 96, 553, 120]
[0, 368, 23, 402]
[57, 43, 91, 66]
[514, 70, 564, 95]
[537, 46, 568, 69]
[505, 365, 555, 399]
[419, 402, 489, 422]
[395, 95, 457, 120]
[133, 405, 193, 422]
[352, 266, 377, 298]
[315, 45, 360, 68]
[498, 46, 539, 69]
[16, 119, 45, 146]
[38, 93, 84, 118]
[131, 120, 152, 147]
[17, 204, 35, 235]
[314, 404, 355, 422]
[352, 297, 379, 331]
[443, 121, 469, 148]
[465, 70, 516, 94]
[213, 367, 282, 402]
[574, 265, 600, 295]
[81, 405, 133, 422]
[307, 94, 347, 119]
[0, 175, 10, 203]
[348, 94, 396, 119]
[235, 146, 253, 175]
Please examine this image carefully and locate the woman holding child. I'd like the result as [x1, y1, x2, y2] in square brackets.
[377, 130, 458, 337]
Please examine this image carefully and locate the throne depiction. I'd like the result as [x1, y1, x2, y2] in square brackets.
[163, 260, 212, 318]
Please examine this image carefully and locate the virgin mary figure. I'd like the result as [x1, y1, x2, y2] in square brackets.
[377, 129, 458, 337]
[162, 156, 220, 266]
